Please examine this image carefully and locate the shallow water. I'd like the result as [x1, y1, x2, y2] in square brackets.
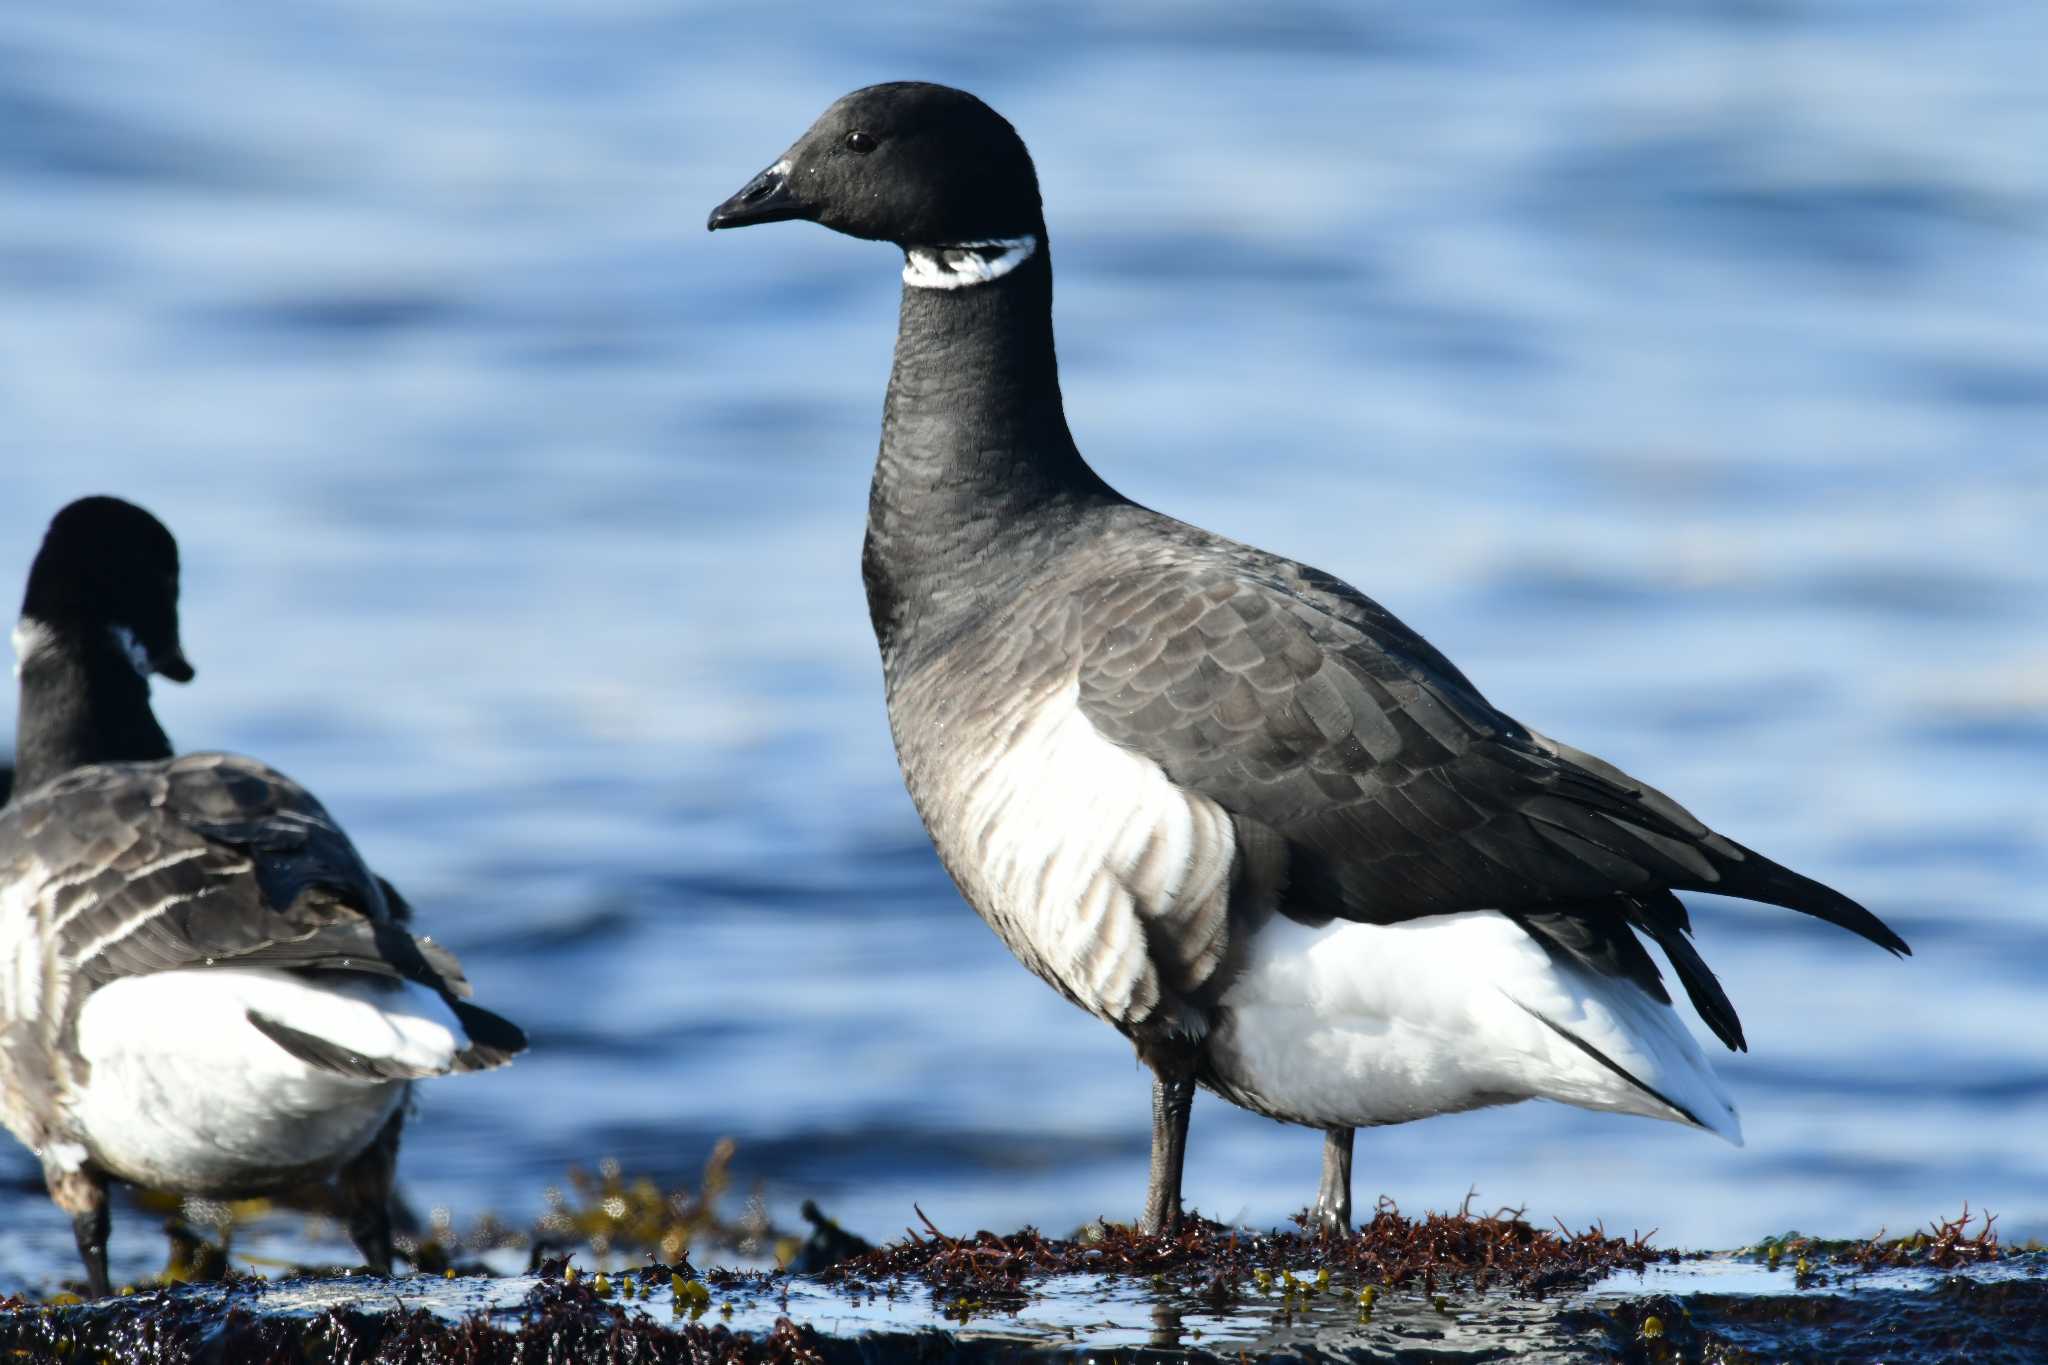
[1, 0, 2044, 1292]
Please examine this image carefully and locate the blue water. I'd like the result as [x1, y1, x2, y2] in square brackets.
[1, 0, 2044, 1291]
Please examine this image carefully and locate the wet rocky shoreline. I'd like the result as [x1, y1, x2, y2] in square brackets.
[4, 1203, 2039, 1363]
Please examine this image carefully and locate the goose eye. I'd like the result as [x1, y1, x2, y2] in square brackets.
[844, 130, 877, 155]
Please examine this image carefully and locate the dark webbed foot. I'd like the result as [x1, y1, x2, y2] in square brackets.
[1311, 1127, 1354, 1235]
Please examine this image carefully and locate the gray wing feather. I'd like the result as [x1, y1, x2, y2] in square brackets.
[1070, 543, 1905, 959]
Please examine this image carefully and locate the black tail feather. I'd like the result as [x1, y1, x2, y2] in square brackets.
[1635, 890, 1746, 1052]
[450, 1000, 527, 1071]
[1691, 841, 1910, 957]
[1509, 906, 1671, 1008]
[247, 1011, 442, 1081]
[1515, 892, 1749, 1053]
[1528, 729, 1908, 958]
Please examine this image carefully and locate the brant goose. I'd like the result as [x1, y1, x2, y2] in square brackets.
[1, 497, 525, 1294]
[709, 84, 1908, 1234]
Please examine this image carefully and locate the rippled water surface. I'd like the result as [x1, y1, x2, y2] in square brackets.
[1, 0, 2043, 1290]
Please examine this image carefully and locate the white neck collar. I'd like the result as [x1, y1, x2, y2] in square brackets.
[10, 619, 156, 680]
[10, 618, 53, 679]
[903, 235, 1038, 291]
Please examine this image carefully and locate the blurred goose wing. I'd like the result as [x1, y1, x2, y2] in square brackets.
[1, 753, 505, 1051]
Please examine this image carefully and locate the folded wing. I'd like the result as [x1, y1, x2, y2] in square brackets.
[1070, 546, 1906, 1048]
[0, 752, 524, 1081]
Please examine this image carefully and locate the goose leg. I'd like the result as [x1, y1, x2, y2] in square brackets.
[339, 1108, 404, 1276]
[1312, 1127, 1354, 1234]
[48, 1166, 111, 1298]
[1140, 1069, 1196, 1235]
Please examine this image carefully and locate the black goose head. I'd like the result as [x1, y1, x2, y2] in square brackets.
[19, 496, 194, 683]
[707, 82, 1043, 247]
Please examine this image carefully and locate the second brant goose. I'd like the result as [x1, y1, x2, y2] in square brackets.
[1, 497, 526, 1294]
[709, 84, 1909, 1234]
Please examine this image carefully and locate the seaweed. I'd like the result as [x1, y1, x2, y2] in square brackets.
[497, 1139, 800, 1274]
[104, 1141, 787, 1291]
[817, 1192, 1666, 1304]
[0, 1268, 829, 1365]
[7, 1158, 2031, 1365]
[4, 1206, 2041, 1364]
[1838, 1204, 2004, 1272]
[1737, 1205, 2009, 1292]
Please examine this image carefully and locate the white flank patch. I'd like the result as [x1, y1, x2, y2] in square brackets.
[1209, 911, 1742, 1142]
[67, 967, 471, 1190]
[10, 617, 54, 678]
[945, 679, 1233, 1031]
[108, 624, 152, 679]
[903, 235, 1039, 290]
